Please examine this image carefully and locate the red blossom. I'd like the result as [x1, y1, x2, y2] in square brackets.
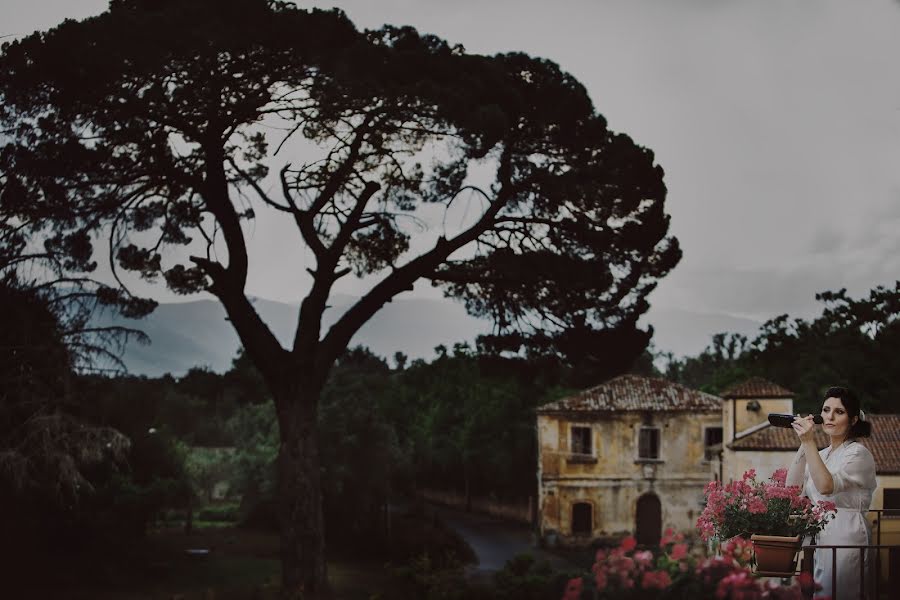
[661, 527, 674, 545]
[561, 577, 583, 600]
[620, 536, 637, 552]
[715, 571, 763, 600]
[771, 468, 788, 486]
[670, 543, 688, 560]
[698, 469, 834, 540]
[747, 496, 767, 514]
[641, 569, 672, 589]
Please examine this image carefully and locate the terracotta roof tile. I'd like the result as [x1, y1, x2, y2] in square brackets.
[721, 377, 794, 399]
[537, 374, 721, 414]
[728, 414, 900, 474]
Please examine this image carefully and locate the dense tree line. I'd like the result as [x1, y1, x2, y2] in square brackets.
[67, 344, 584, 547]
[663, 282, 900, 414]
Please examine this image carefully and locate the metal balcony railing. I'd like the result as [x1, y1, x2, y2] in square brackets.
[796, 509, 900, 600]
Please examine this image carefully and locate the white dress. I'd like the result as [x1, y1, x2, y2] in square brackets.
[803, 440, 877, 600]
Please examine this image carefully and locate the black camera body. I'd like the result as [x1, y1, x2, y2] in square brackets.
[767, 413, 824, 428]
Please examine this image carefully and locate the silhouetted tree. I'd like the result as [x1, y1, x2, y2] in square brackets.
[0, 1, 679, 595]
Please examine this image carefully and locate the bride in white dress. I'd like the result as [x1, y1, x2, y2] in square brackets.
[786, 386, 877, 600]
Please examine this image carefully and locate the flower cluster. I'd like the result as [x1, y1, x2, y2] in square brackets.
[587, 529, 690, 597]
[720, 535, 754, 567]
[563, 532, 825, 600]
[697, 468, 836, 541]
[694, 555, 824, 600]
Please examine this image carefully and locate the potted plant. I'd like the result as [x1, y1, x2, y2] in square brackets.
[696, 469, 836, 574]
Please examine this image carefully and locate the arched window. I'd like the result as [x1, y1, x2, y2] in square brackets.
[572, 502, 592, 535]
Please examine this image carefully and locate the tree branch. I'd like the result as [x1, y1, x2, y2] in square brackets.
[292, 180, 381, 358]
[318, 149, 515, 370]
[226, 156, 295, 213]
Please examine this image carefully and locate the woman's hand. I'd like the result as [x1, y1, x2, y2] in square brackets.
[791, 415, 817, 444]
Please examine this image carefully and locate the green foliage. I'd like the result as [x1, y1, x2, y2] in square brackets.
[385, 552, 470, 600]
[490, 554, 573, 600]
[225, 401, 278, 526]
[318, 348, 404, 544]
[387, 347, 567, 501]
[183, 445, 237, 502]
[197, 503, 240, 522]
[665, 282, 900, 414]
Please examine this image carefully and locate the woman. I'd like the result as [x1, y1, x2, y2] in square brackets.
[786, 386, 877, 600]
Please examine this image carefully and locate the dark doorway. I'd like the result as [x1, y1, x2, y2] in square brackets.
[635, 493, 661, 546]
[572, 502, 592, 535]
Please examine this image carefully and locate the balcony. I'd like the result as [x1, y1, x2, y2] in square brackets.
[767, 509, 900, 600]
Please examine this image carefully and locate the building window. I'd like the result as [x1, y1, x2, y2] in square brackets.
[572, 502, 592, 535]
[704, 426, 723, 461]
[638, 427, 660, 460]
[884, 489, 900, 519]
[571, 425, 592, 455]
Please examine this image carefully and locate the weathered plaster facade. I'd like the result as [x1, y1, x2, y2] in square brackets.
[536, 375, 720, 546]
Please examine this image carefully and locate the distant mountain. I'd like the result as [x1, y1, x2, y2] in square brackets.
[96, 295, 491, 377]
[97, 296, 763, 377]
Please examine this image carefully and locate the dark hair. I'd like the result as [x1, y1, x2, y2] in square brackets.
[822, 386, 872, 438]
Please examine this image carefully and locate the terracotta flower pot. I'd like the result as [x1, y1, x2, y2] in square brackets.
[750, 534, 802, 575]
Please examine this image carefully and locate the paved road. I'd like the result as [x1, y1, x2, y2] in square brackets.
[429, 504, 576, 574]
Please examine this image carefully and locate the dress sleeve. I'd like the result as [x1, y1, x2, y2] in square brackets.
[830, 444, 877, 494]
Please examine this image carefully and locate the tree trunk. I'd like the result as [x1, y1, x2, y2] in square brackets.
[275, 389, 329, 599]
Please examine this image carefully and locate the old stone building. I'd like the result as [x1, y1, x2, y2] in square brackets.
[535, 374, 722, 546]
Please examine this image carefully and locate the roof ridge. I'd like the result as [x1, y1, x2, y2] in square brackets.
[537, 373, 721, 413]
[721, 377, 794, 399]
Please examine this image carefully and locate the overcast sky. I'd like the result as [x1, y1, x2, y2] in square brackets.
[3, 0, 900, 342]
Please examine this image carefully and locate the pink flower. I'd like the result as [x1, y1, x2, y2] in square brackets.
[661, 527, 674, 545]
[742, 469, 757, 482]
[697, 557, 742, 586]
[747, 496, 767, 514]
[716, 571, 762, 600]
[641, 569, 672, 589]
[594, 571, 607, 590]
[634, 550, 654, 566]
[670, 543, 688, 560]
[561, 577, 583, 600]
[771, 468, 788, 486]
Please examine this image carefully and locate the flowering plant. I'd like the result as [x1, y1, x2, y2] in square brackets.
[562, 531, 824, 600]
[697, 469, 836, 541]
[586, 529, 693, 598]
